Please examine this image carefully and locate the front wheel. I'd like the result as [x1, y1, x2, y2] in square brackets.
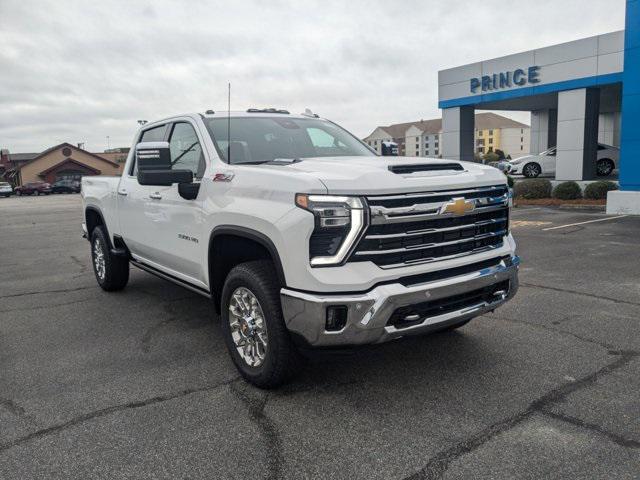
[221, 260, 301, 388]
[596, 158, 614, 177]
[523, 162, 541, 178]
[90, 226, 129, 291]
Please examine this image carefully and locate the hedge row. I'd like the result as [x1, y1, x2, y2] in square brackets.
[512, 180, 618, 200]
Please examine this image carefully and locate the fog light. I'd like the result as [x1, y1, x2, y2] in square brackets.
[326, 306, 348, 331]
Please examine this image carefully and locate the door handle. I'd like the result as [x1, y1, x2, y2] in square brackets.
[149, 193, 162, 200]
[117, 189, 128, 196]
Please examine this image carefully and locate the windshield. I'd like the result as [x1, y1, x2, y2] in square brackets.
[204, 116, 375, 164]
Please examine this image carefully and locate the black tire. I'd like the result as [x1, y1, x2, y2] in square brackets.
[523, 162, 541, 178]
[33, 190, 39, 196]
[90, 226, 129, 291]
[596, 158, 615, 177]
[15, 190, 21, 196]
[221, 260, 301, 388]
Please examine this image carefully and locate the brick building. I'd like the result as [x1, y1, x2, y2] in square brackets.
[0, 143, 125, 186]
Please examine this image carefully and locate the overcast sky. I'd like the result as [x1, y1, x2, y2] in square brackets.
[0, 0, 626, 152]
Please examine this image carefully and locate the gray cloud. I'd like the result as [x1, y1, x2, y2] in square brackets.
[0, 0, 625, 152]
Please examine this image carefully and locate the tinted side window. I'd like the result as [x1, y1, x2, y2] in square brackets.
[130, 124, 167, 175]
[140, 125, 166, 143]
[169, 123, 205, 179]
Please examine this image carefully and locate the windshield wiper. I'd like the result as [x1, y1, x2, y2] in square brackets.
[234, 158, 303, 166]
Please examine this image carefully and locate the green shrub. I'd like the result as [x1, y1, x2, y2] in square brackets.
[483, 152, 499, 164]
[553, 181, 582, 200]
[513, 179, 552, 199]
[584, 180, 618, 200]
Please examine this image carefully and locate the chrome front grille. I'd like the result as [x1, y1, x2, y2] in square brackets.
[351, 185, 509, 268]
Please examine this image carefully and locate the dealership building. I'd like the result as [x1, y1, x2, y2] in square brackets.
[439, 0, 639, 213]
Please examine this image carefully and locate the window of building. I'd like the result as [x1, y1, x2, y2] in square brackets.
[488, 138, 493, 145]
[477, 147, 484, 153]
[478, 130, 483, 136]
[520, 145, 523, 150]
[521, 137, 523, 142]
[374, 140, 377, 146]
[425, 150, 429, 155]
[488, 147, 493, 152]
[521, 128, 524, 134]
[489, 129, 494, 136]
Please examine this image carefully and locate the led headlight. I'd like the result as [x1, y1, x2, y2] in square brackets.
[295, 194, 366, 266]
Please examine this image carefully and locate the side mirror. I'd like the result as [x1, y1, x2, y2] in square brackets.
[135, 141, 193, 186]
[138, 169, 193, 186]
[136, 142, 171, 170]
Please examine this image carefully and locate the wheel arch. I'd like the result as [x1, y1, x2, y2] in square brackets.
[85, 206, 112, 248]
[208, 226, 287, 314]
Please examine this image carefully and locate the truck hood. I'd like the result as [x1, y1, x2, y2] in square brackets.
[275, 156, 507, 195]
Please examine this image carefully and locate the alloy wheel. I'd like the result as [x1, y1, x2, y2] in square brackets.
[93, 239, 106, 281]
[228, 287, 268, 367]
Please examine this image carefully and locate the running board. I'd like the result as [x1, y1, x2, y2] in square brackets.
[130, 259, 212, 299]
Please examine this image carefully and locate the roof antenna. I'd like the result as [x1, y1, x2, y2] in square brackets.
[227, 82, 231, 163]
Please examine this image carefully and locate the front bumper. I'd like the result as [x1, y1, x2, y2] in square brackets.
[281, 255, 519, 347]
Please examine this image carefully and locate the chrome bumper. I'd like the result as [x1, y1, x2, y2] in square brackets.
[280, 255, 520, 347]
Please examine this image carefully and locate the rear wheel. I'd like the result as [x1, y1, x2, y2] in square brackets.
[596, 158, 614, 177]
[90, 226, 129, 291]
[221, 260, 301, 388]
[523, 162, 541, 178]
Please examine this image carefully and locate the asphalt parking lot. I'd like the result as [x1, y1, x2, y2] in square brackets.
[1, 194, 639, 479]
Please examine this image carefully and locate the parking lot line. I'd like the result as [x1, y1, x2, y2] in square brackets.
[542, 215, 629, 231]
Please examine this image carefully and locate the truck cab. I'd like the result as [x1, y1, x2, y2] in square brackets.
[82, 109, 519, 388]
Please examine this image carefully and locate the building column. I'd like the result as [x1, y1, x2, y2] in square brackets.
[529, 109, 557, 154]
[441, 106, 475, 161]
[608, 0, 640, 213]
[556, 88, 600, 181]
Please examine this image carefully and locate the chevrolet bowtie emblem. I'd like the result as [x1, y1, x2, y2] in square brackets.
[440, 197, 475, 216]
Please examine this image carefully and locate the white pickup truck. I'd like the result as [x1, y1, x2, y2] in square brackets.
[81, 109, 519, 387]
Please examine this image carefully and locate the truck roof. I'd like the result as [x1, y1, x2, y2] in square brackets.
[200, 108, 320, 119]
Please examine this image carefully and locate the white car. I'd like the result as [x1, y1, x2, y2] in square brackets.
[0, 182, 13, 197]
[81, 109, 519, 387]
[507, 144, 619, 178]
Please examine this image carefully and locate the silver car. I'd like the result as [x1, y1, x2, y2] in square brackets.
[0, 182, 13, 197]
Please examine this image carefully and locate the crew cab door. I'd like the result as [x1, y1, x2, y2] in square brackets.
[118, 120, 208, 288]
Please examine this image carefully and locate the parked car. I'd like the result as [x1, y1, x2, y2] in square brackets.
[14, 181, 52, 196]
[52, 179, 81, 194]
[81, 109, 519, 388]
[507, 144, 619, 178]
[0, 182, 13, 197]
